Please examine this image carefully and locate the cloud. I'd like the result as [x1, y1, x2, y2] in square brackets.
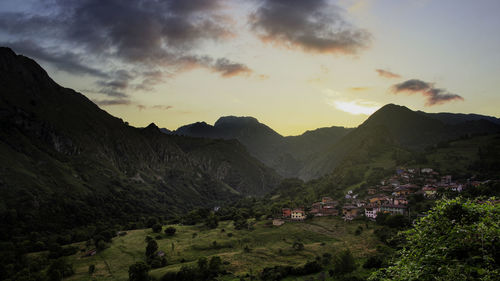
[250, 0, 371, 54]
[211, 58, 252, 77]
[138, 104, 173, 111]
[0, 0, 251, 99]
[152, 105, 174, 110]
[324, 89, 380, 115]
[1, 40, 109, 78]
[93, 98, 131, 106]
[391, 79, 464, 106]
[331, 100, 380, 115]
[349, 87, 370, 91]
[376, 69, 401, 79]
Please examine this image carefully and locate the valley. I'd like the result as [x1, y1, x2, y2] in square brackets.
[0, 48, 499, 281]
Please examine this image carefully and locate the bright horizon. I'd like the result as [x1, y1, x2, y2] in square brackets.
[1, 0, 499, 136]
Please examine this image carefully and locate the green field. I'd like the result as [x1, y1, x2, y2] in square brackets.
[63, 217, 382, 280]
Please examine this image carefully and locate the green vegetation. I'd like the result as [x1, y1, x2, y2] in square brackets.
[52, 217, 383, 280]
[370, 198, 500, 281]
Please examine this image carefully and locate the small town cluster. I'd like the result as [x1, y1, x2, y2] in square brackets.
[274, 167, 484, 226]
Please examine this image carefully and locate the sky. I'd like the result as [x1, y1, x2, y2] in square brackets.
[1, 0, 499, 136]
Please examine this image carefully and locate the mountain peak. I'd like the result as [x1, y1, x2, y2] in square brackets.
[0, 46, 56, 91]
[214, 116, 260, 127]
[142, 122, 161, 134]
[0, 47, 17, 59]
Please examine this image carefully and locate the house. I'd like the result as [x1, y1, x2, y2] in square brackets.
[380, 186, 393, 192]
[393, 197, 408, 206]
[322, 197, 334, 204]
[441, 175, 452, 185]
[342, 205, 360, 218]
[82, 249, 97, 257]
[273, 219, 285, 226]
[422, 186, 437, 198]
[320, 207, 338, 216]
[393, 186, 410, 197]
[421, 168, 433, 173]
[369, 194, 391, 205]
[282, 208, 291, 218]
[157, 250, 166, 257]
[368, 188, 377, 195]
[450, 184, 463, 192]
[364, 205, 379, 219]
[380, 204, 407, 215]
[291, 209, 305, 220]
[353, 200, 366, 208]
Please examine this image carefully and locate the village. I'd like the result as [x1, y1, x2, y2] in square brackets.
[274, 167, 488, 226]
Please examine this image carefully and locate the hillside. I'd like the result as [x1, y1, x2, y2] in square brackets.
[172, 118, 352, 178]
[58, 217, 381, 280]
[0, 48, 278, 242]
[298, 104, 500, 180]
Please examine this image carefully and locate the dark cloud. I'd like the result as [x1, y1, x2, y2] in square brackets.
[0, 0, 251, 104]
[93, 98, 131, 106]
[376, 69, 401, 79]
[2, 40, 108, 77]
[137, 104, 173, 111]
[250, 0, 370, 54]
[212, 58, 252, 77]
[152, 105, 173, 110]
[392, 79, 464, 106]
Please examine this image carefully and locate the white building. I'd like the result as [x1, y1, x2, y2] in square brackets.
[365, 206, 379, 219]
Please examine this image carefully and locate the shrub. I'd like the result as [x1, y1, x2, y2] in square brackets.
[164, 227, 176, 236]
[333, 249, 356, 274]
[151, 224, 162, 233]
[370, 198, 500, 281]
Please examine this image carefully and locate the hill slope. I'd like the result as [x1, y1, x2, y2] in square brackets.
[0, 47, 278, 240]
[173, 117, 352, 178]
[299, 104, 500, 180]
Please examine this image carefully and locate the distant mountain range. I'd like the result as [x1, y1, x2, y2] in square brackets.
[168, 105, 500, 180]
[0, 47, 278, 237]
[1, 46, 499, 239]
[168, 117, 352, 179]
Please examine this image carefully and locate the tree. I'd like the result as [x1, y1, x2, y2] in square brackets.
[151, 223, 162, 233]
[208, 256, 222, 274]
[293, 241, 304, 251]
[333, 249, 357, 274]
[88, 264, 95, 275]
[164, 227, 176, 236]
[128, 261, 150, 281]
[370, 198, 500, 281]
[197, 257, 208, 271]
[204, 213, 219, 229]
[47, 258, 74, 281]
[145, 240, 158, 258]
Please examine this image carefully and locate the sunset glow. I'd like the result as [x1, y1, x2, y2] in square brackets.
[1, 0, 499, 135]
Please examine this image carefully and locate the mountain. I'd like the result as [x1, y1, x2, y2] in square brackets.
[173, 117, 352, 178]
[0, 47, 278, 240]
[423, 112, 500, 125]
[299, 104, 500, 180]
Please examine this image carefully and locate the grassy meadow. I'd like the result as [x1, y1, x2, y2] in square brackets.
[63, 217, 382, 280]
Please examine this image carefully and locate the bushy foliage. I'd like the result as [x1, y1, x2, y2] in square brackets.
[370, 198, 500, 281]
[333, 249, 357, 275]
[164, 227, 176, 236]
[145, 240, 158, 258]
[128, 261, 150, 281]
[160, 256, 224, 281]
[259, 260, 323, 280]
[151, 223, 162, 233]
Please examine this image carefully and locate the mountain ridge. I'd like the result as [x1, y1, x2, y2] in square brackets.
[0, 47, 279, 239]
